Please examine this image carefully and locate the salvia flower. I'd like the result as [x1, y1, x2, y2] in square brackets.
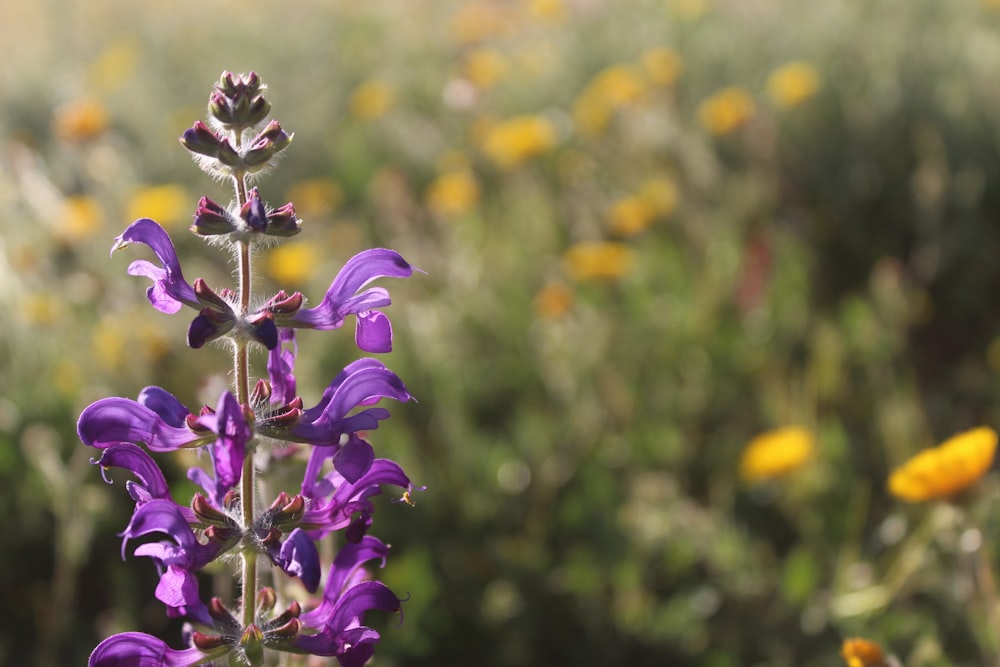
[85, 72, 418, 667]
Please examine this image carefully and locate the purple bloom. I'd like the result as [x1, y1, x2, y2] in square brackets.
[121, 499, 226, 621]
[282, 248, 418, 353]
[78, 387, 205, 452]
[89, 632, 211, 667]
[293, 539, 400, 666]
[267, 328, 298, 406]
[301, 455, 413, 542]
[113, 219, 199, 314]
[259, 358, 411, 452]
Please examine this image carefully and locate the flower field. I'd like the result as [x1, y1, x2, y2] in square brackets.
[4, 0, 1000, 664]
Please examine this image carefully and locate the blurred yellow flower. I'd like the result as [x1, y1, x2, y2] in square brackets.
[697, 86, 755, 136]
[59, 195, 103, 240]
[563, 241, 635, 281]
[573, 65, 647, 136]
[767, 61, 821, 109]
[527, 0, 568, 22]
[21, 291, 60, 327]
[463, 48, 509, 89]
[53, 97, 110, 141]
[638, 176, 680, 217]
[739, 427, 815, 483]
[534, 282, 574, 319]
[265, 241, 320, 286]
[641, 47, 683, 87]
[426, 170, 480, 217]
[840, 638, 888, 667]
[52, 359, 84, 398]
[888, 427, 997, 503]
[349, 80, 395, 121]
[481, 115, 557, 169]
[93, 314, 127, 371]
[607, 196, 654, 237]
[286, 179, 343, 220]
[87, 37, 141, 92]
[126, 184, 190, 228]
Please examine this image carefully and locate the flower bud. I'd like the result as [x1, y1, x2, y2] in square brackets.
[242, 121, 293, 169]
[192, 196, 238, 236]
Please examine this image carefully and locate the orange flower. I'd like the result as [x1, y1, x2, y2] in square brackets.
[53, 97, 110, 141]
[840, 638, 888, 667]
[739, 427, 815, 483]
[888, 427, 997, 502]
[534, 282, 573, 319]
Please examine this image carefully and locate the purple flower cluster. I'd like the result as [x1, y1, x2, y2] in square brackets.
[81, 72, 421, 667]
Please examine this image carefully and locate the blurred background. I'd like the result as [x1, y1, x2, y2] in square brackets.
[4, 0, 1000, 664]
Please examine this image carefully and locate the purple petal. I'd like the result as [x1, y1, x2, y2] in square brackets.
[114, 218, 198, 313]
[355, 310, 393, 353]
[300, 536, 389, 627]
[327, 581, 402, 635]
[89, 632, 207, 667]
[194, 392, 250, 492]
[291, 249, 416, 331]
[78, 397, 198, 452]
[267, 329, 298, 405]
[334, 436, 374, 484]
[96, 443, 171, 503]
[137, 387, 190, 428]
[154, 564, 201, 610]
[275, 528, 321, 593]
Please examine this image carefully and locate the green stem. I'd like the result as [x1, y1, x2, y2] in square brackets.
[232, 168, 257, 630]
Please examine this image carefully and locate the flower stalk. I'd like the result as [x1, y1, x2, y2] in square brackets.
[82, 71, 420, 666]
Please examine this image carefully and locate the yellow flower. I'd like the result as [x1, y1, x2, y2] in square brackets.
[426, 170, 480, 217]
[53, 97, 110, 141]
[739, 427, 815, 483]
[697, 86, 755, 136]
[87, 37, 141, 92]
[607, 196, 654, 237]
[126, 184, 190, 229]
[563, 241, 635, 282]
[840, 638, 888, 667]
[534, 282, 573, 319]
[641, 47, 683, 87]
[463, 48, 509, 89]
[286, 179, 343, 220]
[59, 195, 103, 240]
[888, 427, 998, 502]
[638, 176, 680, 217]
[767, 61, 821, 109]
[527, 0, 568, 22]
[573, 65, 646, 136]
[264, 241, 320, 286]
[349, 80, 395, 121]
[481, 115, 557, 169]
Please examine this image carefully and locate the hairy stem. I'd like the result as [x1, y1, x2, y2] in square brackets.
[233, 167, 257, 630]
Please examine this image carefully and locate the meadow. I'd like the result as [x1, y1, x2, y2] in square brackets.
[3, 1, 1000, 665]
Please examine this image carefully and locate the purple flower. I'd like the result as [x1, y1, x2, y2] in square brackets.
[259, 357, 411, 450]
[78, 387, 205, 452]
[301, 455, 413, 542]
[293, 537, 401, 666]
[280, 248, 419, 353]
[121, 499, 226, 621]
[267, 328, 298, 406]
[113, 219, 199, 314]
[89, 632, 212, 667]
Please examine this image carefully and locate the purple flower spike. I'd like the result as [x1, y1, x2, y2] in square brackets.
[89, 632, 211, 667]
[113, 219, 199, 314]
[286, 248, 419, 353]
[78, 390, 202, 452]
